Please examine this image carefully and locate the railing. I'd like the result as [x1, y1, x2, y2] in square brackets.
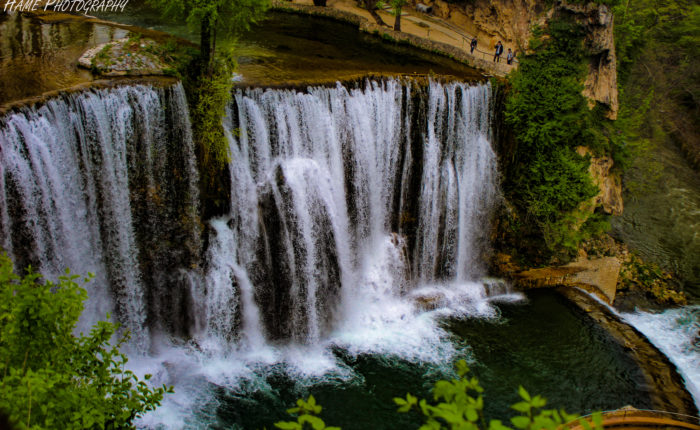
[402, 8, 520, 66]
[565, 408, 700, 429]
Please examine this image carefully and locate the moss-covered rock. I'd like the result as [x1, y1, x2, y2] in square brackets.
[79, 35, 176, 76]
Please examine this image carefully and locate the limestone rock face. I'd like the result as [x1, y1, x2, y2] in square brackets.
[411, 0, 546, 52]
[559, 2, 619, 119]
[577, 146, 623, 215]
[407, 0, 618, 117]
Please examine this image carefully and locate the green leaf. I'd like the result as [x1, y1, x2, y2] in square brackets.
[397, 403, 412, 413]
[518, 386, 532, 402]
[531, 395, 546, 408]
[274, 421, 300, 430]
[466, 407, 478, 422]
[592, 412, 603, 430]
[511, 416, 531, 429]
[455, 360, 470, 377]
[299, 414, 325, 430]
[511, 401, 531, 413]
[489, 419, 512, 430]
[579, 418, 592, 430]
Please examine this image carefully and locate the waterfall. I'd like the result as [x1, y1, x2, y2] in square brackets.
[0, 83, 201, 348]
[1, 78, 505, 428]
[1, 78, 499, 352]
[199, 78, 499, 347]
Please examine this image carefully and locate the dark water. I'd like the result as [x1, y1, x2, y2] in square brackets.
[0, 13, 129, 104]
[612, 136, 700, 303]
[233, 12, 483, 85]
[93, 6, 483, 85]
[213, 290, 650, 429]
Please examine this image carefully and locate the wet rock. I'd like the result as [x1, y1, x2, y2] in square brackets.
[412, 291, 446, 310]
[577, 146, 623, 216]
[515, 256, 621, 304]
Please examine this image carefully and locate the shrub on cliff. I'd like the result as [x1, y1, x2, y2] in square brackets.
[504, 20, 602, 260]
[0, 254, 171, 429]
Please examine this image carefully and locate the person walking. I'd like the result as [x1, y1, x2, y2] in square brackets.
[470, 37, 477, 54]
[494, 41, 503, 62]
[506, 48, 515, 64]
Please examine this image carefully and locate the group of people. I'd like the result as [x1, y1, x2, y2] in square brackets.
[493, 41, 515, 64]
[469, 37, 516, 65]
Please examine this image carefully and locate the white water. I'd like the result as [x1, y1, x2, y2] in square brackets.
[132, 79, 513, 428]
[623, 306, 700, 410]
[1, 79, 522, 428]
[205, 79, 500, 344]
[0, 83, 200, 348]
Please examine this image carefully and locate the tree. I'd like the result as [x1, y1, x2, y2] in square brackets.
[0, 254, 171, 429]
[503, 20, 601, 259]
[390, 0, 407, 31]
[361, 0, 389, 27]
[146, 0, 269, 72]
[146, 0, 269, 208]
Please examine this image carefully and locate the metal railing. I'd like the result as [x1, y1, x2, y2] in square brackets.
[565, 408, 700, 428]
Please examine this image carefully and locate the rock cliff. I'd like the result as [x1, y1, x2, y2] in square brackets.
[576, 146, 623, 216]
[407, 0, 619, 118]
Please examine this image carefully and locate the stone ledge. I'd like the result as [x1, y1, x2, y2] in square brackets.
[515, 256, 621, 304]
[557, 287, 699, 417]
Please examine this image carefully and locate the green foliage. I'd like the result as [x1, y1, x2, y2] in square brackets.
[504, 20, 601, 258]
[147, 0, 269, 69]
[614, 0, 700, 172]
[148, 0, 269, 37]
[0, 254, 171, 429]
[148, 0, 268, 205]
[274, 395, 340, 430]
[394, 360, 599, 430]
[278, 361, 604, 430]
[188, 53, 234, 172]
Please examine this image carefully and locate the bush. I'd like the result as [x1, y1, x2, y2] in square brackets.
[275, 360, 603, 430]
[504, 20, 602, 259]
[0, 254, 171, 429]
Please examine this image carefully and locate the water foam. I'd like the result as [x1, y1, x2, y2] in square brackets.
[622, 306, 700, 409]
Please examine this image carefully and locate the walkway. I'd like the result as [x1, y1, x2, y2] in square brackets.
[273, 0, 517, 77]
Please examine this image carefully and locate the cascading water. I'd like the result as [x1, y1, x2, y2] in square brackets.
[1, 78, 512, 428]
[623, 307, 700, 409]
[0, 83, 201, 348]
[198, 79, 501, 349]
